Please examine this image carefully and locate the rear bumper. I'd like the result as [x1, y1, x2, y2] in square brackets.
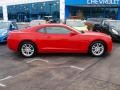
[7, 39, 19, 52]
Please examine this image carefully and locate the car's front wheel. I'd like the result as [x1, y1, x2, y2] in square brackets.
[89, 41, 106, 57]
[19, 41, 37, 58]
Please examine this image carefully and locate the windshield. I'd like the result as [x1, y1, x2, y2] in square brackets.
[66, 20, 85, 27]
[0, 22, 10, 29]
[109, 21, 120, 30]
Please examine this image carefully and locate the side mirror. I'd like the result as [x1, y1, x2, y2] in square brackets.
[70, 31, 77, 36]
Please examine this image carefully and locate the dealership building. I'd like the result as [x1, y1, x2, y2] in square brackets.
[65, 0, 120, 20]
[0, 0, 120, 22]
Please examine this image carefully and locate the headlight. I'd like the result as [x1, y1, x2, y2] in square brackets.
[2, 31, 7, 36]
[112, 29, 119, 35]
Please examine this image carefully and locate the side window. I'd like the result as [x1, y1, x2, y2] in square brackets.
[38, 28, 46, 33]
[46, 27, 71, 34]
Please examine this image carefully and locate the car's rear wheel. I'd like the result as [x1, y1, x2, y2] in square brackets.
[89, 41, 106, 57]
[19, 41, 37, 58]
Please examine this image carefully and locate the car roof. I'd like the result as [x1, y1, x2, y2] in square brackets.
[66, 19, 83, 21]
[87, 18, 109, 19]
[0, 20, 15, 23]
[104, 20, 120, 22]
[87, 18, 110, 21]
[44, 16, 52, 17]
[30, 20, 46, 22]
[103, 20, 120, 24]
[27, 24, 68, 30]
[35, 24, 68, 27]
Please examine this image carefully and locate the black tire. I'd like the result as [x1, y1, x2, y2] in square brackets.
[19, 41, 37, 58]
[89, 41, 106, 57]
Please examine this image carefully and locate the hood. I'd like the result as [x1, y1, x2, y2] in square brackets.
[83, 31, 110, 37]
[115, 30, 120, 34]
[114, 28, 120, 33]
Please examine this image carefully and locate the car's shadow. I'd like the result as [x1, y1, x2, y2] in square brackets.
[113, 40, 120, 43]
[12, 53, 90, 60]
[37, 53, 108, 58]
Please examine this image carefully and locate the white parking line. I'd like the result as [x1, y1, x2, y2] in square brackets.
[70, 66, 85, 71]
[0, 76, 13, 82]
[26, 59, 39, 63]
[0, 83, 6, 87]
[0, 76, 13, 87]
[45, 66, 70, 69]
[39, 66, 85, 70]
[26, 59, 49, 63]
[39, 59, 49, 63]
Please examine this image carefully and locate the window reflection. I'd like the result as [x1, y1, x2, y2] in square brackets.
[70, 6, 118, 20]
[7, 0, 60, 22]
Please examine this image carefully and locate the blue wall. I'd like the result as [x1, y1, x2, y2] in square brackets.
[65, 6, 70, 19]
[118, 0, 120, 19]
[118, 8, 120, 19]
[65, 0, 87, 5]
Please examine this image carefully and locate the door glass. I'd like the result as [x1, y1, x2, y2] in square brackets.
[46, 27, 71, 34]
[38, 28, 46, 33]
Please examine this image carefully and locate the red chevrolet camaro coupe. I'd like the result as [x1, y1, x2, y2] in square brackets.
[7, 24, 112, 58]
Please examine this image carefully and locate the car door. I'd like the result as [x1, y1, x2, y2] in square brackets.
[37, 26, 82, 52]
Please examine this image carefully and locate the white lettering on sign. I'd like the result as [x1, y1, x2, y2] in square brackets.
[87, 0, 119, 4]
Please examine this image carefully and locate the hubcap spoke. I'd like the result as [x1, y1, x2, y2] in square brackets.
[21, 43, 34, 57]
[92, 42, 104, 56]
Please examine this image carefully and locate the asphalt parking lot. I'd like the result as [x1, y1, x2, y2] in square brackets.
[0, 42, 119, 90]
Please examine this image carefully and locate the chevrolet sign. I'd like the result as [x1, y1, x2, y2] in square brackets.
[87, 0, 119, 4]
